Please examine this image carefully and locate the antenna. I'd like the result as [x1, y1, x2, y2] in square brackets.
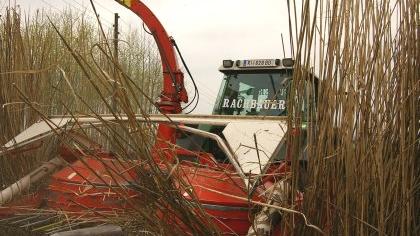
[281, 33, 286, 58]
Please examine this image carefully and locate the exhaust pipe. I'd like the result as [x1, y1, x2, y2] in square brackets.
[51, 225, 123, 236]
[0, 157, 66, 206]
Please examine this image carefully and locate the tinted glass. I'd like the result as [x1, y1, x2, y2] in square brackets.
[213, 71, 293, 116]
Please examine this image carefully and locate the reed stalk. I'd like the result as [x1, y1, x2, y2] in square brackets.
[0, 7, 161, 185]
[286, 0, 419, 235]
[1, 5, 216, 235]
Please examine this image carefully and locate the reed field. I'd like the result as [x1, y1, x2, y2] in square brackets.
[0, 5, 216, 236]
[286, 0, 419, 235]
[0, 7, 162, 185]
[0, 0, 419, 235]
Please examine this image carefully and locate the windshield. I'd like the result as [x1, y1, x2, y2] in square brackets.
[178, 69, 317, 163]
[213, 70, 293, 116]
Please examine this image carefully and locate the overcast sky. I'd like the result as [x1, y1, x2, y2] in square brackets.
[6, 0, 294, 114]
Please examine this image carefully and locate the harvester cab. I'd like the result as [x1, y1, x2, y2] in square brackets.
[178, 58, 316, 166]
[215, 58, 294, 117]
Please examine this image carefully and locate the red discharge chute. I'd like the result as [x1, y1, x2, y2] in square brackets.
[114, 0, 189, 148]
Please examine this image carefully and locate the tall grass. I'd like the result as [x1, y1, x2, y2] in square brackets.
[0, 6, 217, 235]
[0, 1, 418, 235]
[286, 0, 419, 235]
[0, 8, 162, 185]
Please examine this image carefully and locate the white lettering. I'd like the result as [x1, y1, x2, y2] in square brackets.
[243, 100, 250, 109]
[224, 99, 287, 110]
[271, 102, 277, 109]
[230, 99, 237, 108]
[237, 99, 244, 108]
[222, 98, 230, 108]
[250, 100, 257, 108]
[278, 100, 286, 110]
[263, 100, 271, 109]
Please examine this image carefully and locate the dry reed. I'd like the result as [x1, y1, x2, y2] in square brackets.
[0, 1, 418, 235]
[285, 0, 419, 235]
[1, 5, 217, 236]
[0, 7, 161, 185]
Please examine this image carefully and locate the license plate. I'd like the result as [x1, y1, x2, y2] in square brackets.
[239, 59, 277, 68]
